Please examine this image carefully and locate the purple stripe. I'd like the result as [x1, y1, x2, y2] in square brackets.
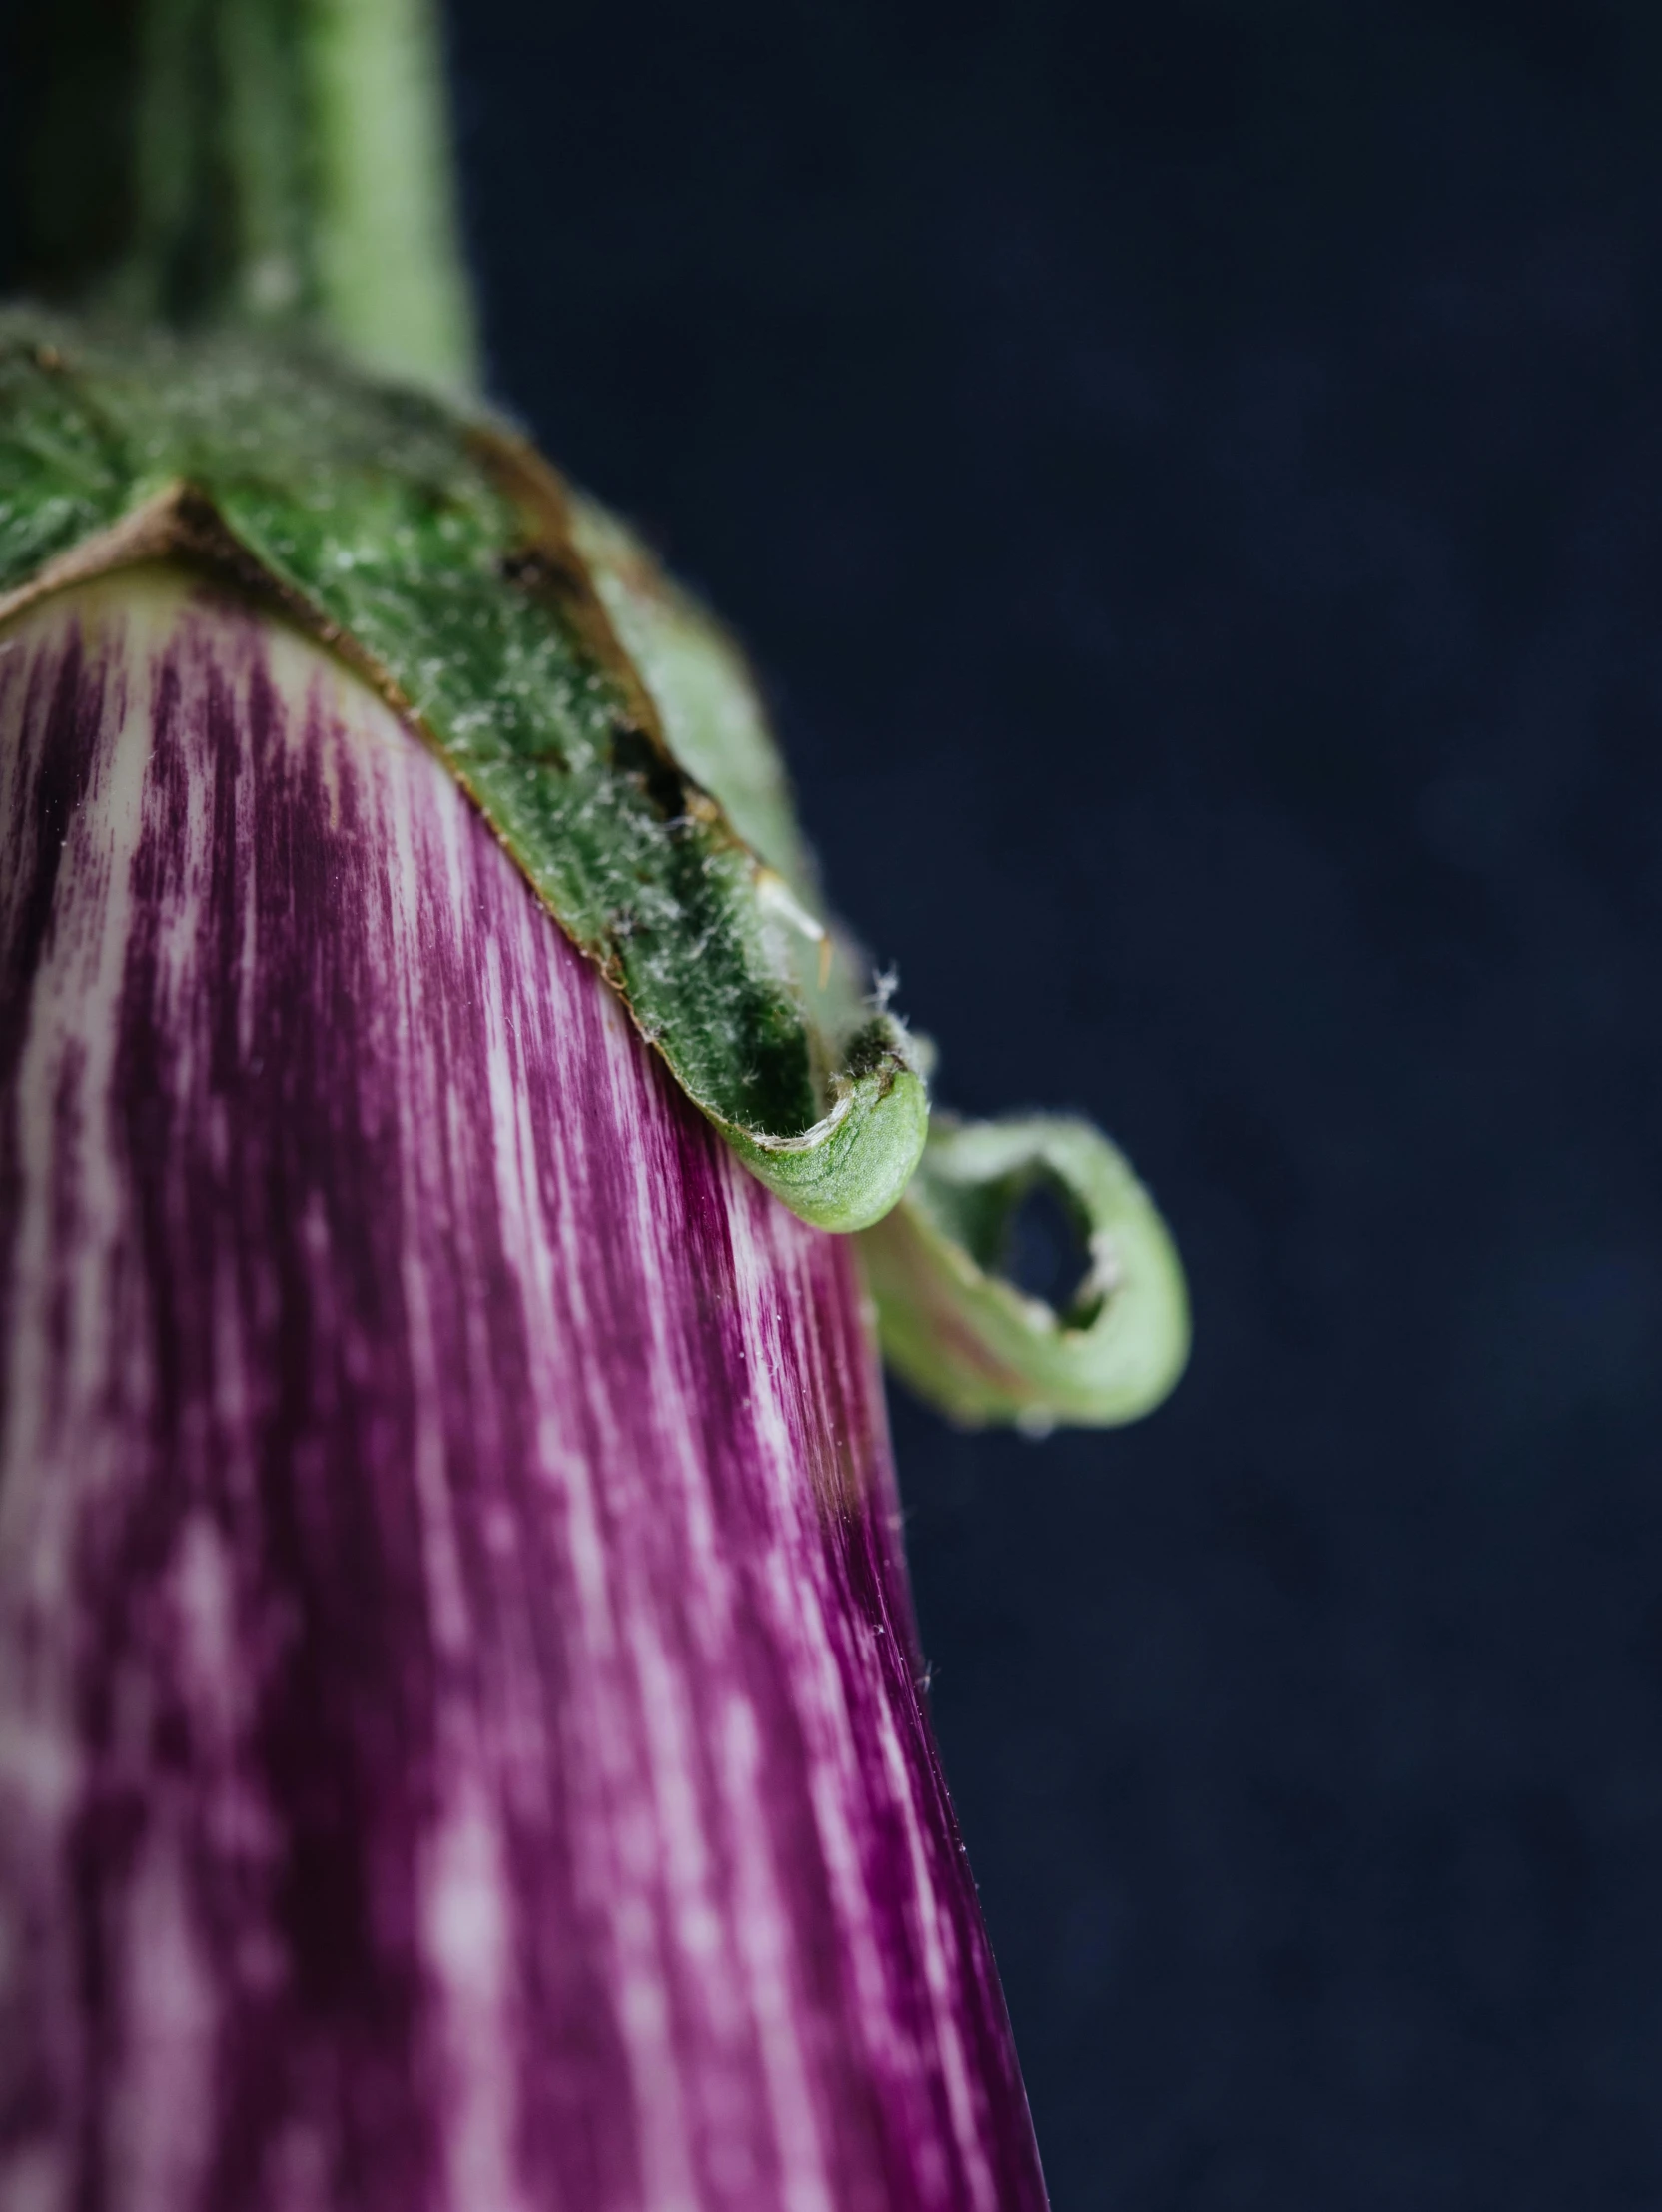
[0, 574, 1048, 2212]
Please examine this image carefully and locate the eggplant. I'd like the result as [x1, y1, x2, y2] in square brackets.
[0, 5, 1186, 2205]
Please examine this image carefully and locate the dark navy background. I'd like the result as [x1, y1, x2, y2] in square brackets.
[10, 4, 1662, 2202]
[443, 8, 1662, 2204]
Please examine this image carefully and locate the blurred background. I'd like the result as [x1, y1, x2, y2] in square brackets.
[10, 2, 1662, 2203]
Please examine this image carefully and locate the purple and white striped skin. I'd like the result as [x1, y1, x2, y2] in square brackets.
[0, 571, 1048, 2212]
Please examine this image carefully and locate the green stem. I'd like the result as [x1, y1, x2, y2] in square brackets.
[16, 0, 477, 391]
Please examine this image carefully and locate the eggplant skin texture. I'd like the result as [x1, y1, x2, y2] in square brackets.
[0, 570, 1048, 2212]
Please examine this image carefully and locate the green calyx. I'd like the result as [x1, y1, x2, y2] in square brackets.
[0, 306, 1188, 1420]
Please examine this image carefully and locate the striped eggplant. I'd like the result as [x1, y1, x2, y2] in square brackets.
[0, 565, 1049, 2209]
[0, 6, 1188, 2209]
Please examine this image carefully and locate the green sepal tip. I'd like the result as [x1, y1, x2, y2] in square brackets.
[859, 1115, 1190, 1430]
[725, 1053, 931, 1237]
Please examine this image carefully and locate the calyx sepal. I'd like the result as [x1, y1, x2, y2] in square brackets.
[859, 1115, 1190, 1428]
[0, 307, 1190, 1415]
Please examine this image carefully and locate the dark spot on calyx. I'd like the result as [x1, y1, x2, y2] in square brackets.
[840, 1020, 903, 1086]
[609, 724, 687, 823]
